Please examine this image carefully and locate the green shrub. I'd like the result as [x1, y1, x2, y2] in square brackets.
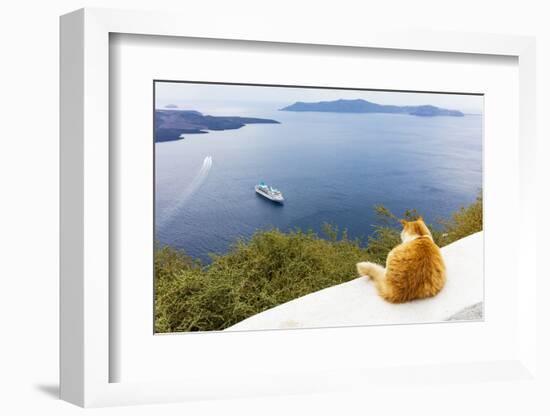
[440, 192, 483, 244]
[155, 226, 368, 332]
[155, 194, 483, 333]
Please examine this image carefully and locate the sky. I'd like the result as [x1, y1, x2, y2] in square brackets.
[155, 81, 483, 115]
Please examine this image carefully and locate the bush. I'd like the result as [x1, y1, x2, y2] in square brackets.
[155, 226, 368, 332]
[155, 194, 483, 332]
[440, 192, 483, 244]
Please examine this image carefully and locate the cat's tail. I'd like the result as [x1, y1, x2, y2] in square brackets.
[356, 261, 386, 282]
[357, 262, 373, 277]
[357, 262, 404, 303]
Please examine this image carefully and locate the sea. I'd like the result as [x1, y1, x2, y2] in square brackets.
[155, 103, 482, 263]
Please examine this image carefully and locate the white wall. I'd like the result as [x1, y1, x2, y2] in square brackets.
[1, 1, 548, 415]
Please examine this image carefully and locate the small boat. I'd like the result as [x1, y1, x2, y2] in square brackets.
[255, 181, 284, 204]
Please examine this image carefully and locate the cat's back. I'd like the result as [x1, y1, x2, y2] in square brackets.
[385, 237, 446, 302]
[389, 236, 442, 261]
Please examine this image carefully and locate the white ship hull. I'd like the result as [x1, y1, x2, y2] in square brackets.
[255, 185, 284, 203]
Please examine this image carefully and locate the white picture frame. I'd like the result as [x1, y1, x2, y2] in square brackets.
[60, 7, 538, 407]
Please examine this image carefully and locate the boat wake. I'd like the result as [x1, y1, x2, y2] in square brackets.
[157, 156, 213, 229]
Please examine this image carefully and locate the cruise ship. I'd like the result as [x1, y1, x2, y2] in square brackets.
[255, 182, 284, 204]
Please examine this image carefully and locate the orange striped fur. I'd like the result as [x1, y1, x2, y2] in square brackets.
[357, 218, 446, 303]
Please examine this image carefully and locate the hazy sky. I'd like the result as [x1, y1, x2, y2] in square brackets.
[155, 81, 483, 114]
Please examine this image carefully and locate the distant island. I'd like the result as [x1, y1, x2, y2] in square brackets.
[155, 109, 280, 142]
[280, 99, 464, 117]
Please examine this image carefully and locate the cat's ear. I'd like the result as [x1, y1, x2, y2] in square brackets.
[399, 219, 407, 226]
[417, 216, 424, 222]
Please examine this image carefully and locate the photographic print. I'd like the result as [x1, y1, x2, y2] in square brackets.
[154, 81, 483, 333]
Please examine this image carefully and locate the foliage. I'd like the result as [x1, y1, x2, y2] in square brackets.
[440, 192, 483, 244]
[155, 226, 367, 332]
[155, 194, 483, 333]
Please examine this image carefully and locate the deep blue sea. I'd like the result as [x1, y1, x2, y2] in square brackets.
[155, 104, 482, 263]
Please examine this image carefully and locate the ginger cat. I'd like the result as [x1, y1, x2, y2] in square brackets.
[357, 218, 446, 303]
